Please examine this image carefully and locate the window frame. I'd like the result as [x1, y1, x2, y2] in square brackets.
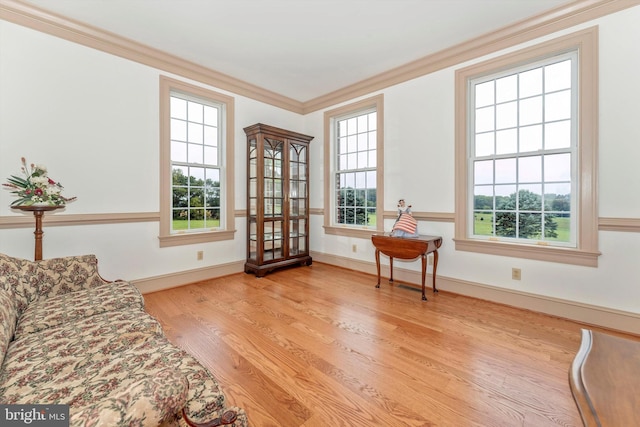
[159, 76, 235, 247]
[454, 27, 600, 267]
[324, 95, 384, 238]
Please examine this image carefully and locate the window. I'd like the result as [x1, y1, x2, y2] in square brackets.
[471, 54, 576, 245]
[159, 76, 235, 247]
[455, 28, 599, 266]
[324, 95, 384, 237]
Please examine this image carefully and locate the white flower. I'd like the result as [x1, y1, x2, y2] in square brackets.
[31, 176, 49, 185]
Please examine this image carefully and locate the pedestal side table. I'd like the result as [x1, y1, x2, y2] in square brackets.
[11, 205, 63, 261]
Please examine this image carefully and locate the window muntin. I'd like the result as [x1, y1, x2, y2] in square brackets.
[159, 76, 235, 247]
[169, 93, 223, 233]
[455, 28, 599, 267]
[334, 109, 377, 227]
[469, 53, 577, 247]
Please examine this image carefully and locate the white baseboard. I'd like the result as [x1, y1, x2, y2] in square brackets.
[310, 251, 640, 336]
[133, 260, 245, 294]
[132, 251, 639, 335]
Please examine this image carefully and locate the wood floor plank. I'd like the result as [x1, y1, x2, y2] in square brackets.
[143, 262, 637, 426]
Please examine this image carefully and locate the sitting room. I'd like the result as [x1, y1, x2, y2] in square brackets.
[1, 0, 639, 425]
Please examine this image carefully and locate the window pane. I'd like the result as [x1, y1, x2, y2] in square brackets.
[475, 132, 494, 157]
[545, 121, 571, 149]
[171, 141, 187, 162]
[518, 156, 542, 183]
[519, 125, 542, 153]
[368, 112, 377, 130]
[545, 60, 571, 92]
[496, 75, 517, 103]
[203, 125, 218, 147]
[544, 153, 571, 181]
[496, 101, 517, 130]
[203, 105, 218, 126]
[188, 143, 203, 164]
[475, 80, 495, 107]
[519, 96, 542, 126]
[474, 160, 493, 185]
[171, 119, 187, 141]
[496, 129, 517, 155]
[519, 185, 542, 210]
[495, 158, 516, 184]
[545, 90, 571, 121]
[171, 97, 187, 119]
[204, 146, 217, 166]
[475, 106, 495, 132]
[188, 122, 203, 144]
[519, 67, 543, 98]
[188, 101, 203, 123]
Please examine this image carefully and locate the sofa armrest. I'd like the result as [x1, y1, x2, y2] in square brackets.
[70, 369, 189, 427]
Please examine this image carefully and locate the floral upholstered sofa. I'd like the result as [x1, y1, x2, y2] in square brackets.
[0, 253, 248, 427]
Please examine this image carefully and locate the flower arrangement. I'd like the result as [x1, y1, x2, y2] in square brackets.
[3, 157, 76, 206]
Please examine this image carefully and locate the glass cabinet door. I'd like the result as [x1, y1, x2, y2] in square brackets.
[248, 139, 258, 261]
[289, 142, 307, 256]
[263, 138, 284, 262]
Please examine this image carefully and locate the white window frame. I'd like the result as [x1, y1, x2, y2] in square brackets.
[159, 76, 235, 247]
[454, 27, 600, 266]
[324, 95, 384, 238]
[468, 51, 578, 246]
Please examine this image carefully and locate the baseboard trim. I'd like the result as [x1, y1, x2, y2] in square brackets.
[310, 251, 640, 336]
[133, 251, 639, 335]
[134, 260, 245, 294]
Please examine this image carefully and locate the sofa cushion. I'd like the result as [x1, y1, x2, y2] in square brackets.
[0, 310, 165, 405]
[15, 280, 145, 338]
[0, 289, 19, 367]
[0, 309, 230, 423]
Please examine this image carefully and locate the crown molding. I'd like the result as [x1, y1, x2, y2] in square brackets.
[1, 0, 638, 114]
[0, 0, 304, 113]
[302, 0, 639, 112]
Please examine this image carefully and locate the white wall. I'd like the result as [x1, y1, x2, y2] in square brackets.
[306, 6, 640, 317]
[0, 20, 303, 282]
[1, 7, 639, 323]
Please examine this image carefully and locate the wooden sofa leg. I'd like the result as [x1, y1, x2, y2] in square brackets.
[181, 409, 238, 427]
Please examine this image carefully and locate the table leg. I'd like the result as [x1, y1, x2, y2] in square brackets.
[432, 250, 439, 293]
[421, 253, 427, 301]
[375, 249, 381, 288]
[389, 257, 394, 283]
[33, 210, 45, 261]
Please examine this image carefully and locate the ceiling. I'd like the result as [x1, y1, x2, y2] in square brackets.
[22, 0, 573, 102]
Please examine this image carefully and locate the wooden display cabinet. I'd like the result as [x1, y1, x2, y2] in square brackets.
[244, 123, 313, 276]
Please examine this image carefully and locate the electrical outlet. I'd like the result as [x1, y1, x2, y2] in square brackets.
[512, 268, 521, 280]
[352, 244, 357, 253]
[197, 251, 204, 261]
[428, 255, 433, 266]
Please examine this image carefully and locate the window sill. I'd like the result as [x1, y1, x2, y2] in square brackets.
[159, 229, 236, 247]
[453, 238, 600, 267]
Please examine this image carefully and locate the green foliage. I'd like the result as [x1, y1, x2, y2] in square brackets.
[337, 187, 376, 226]
[474, 189, 565, 240]
[172, 168, 221, 226]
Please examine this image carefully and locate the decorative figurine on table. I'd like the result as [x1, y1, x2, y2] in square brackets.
[391, 198, 419, 238]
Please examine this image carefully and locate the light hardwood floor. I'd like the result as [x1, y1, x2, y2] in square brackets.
[143, 262, 635, 427]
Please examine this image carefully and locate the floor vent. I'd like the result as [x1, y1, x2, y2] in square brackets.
[397, 284, 420, 292]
